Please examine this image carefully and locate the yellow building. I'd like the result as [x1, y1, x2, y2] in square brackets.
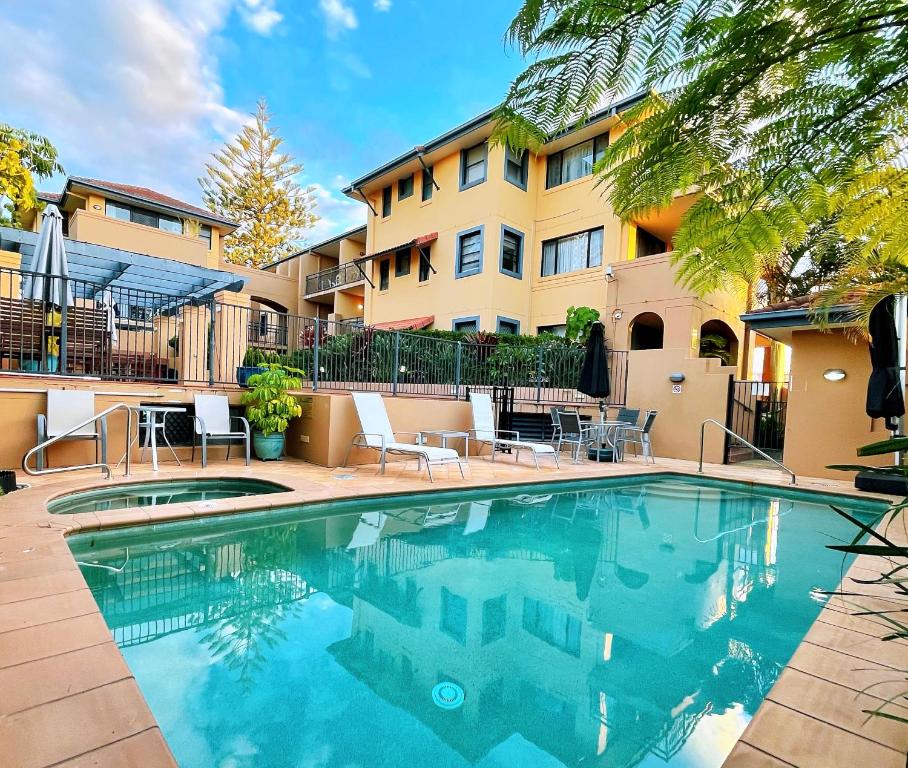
[338, 93, 744, 358]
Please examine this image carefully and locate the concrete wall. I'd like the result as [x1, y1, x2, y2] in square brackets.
[783, 329, 893, 479]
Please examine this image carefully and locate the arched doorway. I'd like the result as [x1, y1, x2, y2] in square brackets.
[699, 319, 738, 365]
[629, 312, 664, 350]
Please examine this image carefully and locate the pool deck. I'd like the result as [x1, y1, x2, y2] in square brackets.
[0, 454, 905, 767]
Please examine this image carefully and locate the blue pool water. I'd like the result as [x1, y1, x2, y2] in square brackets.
[69, 476, 881, 768]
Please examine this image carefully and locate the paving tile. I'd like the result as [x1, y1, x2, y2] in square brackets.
[0, 589, 99, 634]
[786, 641, 908, 700]
[0, 553, 79, 582]
[50, 728, 178, 768]
[740, 700, 905, 768]
[0, 641, 131, 715]
[0, 612, 113, 669]
[0, 570, 86, 605]
[721, 743, 795, 767]
[0, 679, 158, 768]
[804, 622, 907, 669]
[765, 668, 908, 752]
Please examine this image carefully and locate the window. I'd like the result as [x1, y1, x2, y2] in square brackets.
[545, 134, 609, 189]
[381, 186, 392, 217]
[418, 246, 431, 282]
[421, 166, 434, 201]
[199, 224, 212, 250]
[635, 226, 667, 258]
[499, 226, 523, 278]
[379, 259, 390, 290]
[395, 248, 410, 277]
[496, 317, 520, 335]
[522, 597, 582, 656]
[541, 227, 604, 277]
[460, 142, 487, 190]
[455, 226, 483, 278]
[504, 146, 529, 190]
[482, 596, 507, 645]
[537, 324, 566, 337]
[105, 201, 184, 235]
[441, 587, 467, 645]
[453, 317, 479, 333]
[398, 174, 414, 201]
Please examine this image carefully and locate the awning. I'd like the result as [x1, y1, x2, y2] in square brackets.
[371, 315, 434, 331]
[0, 226, 245, 310]
[357, 232, 438, 263]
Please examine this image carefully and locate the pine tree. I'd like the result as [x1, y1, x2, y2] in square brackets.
[494, 1, 908, 323]
[200, 100, 318, 267]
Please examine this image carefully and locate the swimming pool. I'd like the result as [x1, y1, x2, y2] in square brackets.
[69, 475, 882, 767]
[48, 477, 289, 514]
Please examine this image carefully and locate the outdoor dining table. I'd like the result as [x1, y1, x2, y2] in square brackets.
[118, 404, 187, 472]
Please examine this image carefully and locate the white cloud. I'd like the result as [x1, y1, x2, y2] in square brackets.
[373, 0, 392, 10]
[304, 178, 367, 244]
[238, 0, 283, 34]
[318, 0, 357, 38]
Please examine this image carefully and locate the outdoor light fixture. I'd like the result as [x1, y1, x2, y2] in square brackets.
[357, 303, 364, 310]
[399, 365, 407, 374]
[823, 368, 846, 382]
[612, 309, 623, 321]
[605, 265, 615, 282]
[669, 372, 686, 383]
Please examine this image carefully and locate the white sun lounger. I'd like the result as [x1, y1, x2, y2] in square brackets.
[344, 392, 467, 482]
[469, 393, 560, 470]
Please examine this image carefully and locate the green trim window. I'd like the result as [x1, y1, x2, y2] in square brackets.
[496, 316, 520, 335]
[545, 134, 609, 189]
[460, 142, 488, 190]
[398, 174, 414, 201]
[395, 248, 410, 277]
[541, 227, 604, 277]
[105, 201, 182, 235]
[421, 166, 434, 201]
[504, 146, 529, 190]
[381, 186, 392, 217]
[379, 259, 390, 290]
[452, 316, 480, 333]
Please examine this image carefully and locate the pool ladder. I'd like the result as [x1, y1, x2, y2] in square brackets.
[22, 403, 134, 479]
[698, 418, 796, 485]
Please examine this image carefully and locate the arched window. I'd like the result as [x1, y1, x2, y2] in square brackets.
[629, 312, 664, 350]
[699, 319, 738, 365]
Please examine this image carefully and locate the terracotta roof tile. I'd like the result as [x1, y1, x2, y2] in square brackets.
[371, 316, 434, 331]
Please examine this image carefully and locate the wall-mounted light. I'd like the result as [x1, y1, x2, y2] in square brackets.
[612, 309, 623, 321]
[357, 303, 364, 310]
[669, 372, 686, 383]
[823, 368, 846, 382]
[399, 365, 407, 374]
[92, 204, 102, 210]
[605, 265, 615, 282]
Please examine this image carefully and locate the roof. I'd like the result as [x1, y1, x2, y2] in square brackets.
[265, 224, 368, 270]
[740, 294, 856, 342]
[360, 233, 437, 262]
[64, 177, 238, 230]
[0, 225, 245, 310]
[371, 316, 434, 331]
[37, 191, 62, 203]
[744, 296, 814, 316]
[342, 90, 648, 195]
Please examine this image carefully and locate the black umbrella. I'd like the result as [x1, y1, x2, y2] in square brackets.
[578, 321, 610, 398]
[866, 295, 905, 431]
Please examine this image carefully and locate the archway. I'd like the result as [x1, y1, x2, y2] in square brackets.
[699, 319, 738, 365]
[629, 312, 664, 350]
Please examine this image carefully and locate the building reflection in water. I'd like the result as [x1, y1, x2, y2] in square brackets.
[77, 480, 828, 767]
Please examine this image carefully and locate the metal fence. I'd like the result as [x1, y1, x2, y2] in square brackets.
[304, 261, 368, 297]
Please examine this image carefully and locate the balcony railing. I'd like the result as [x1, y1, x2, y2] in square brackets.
[305, 261, 368, 297]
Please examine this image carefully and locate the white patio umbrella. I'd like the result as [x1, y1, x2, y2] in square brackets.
[24, 205, 73, 308]
[96, 289, 119, 345]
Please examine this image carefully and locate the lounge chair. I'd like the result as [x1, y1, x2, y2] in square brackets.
[345, 391, 466, 481]
[470, 393, 559, 469]
[36, 390, 108, 470]
[191, 394, 251, 467]
[614, 409, 658, 463]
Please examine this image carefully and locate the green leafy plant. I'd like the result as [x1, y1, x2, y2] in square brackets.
[242, 347, 266, 367]
[241, 364, 304, 436]
[698, 334, 734, 364]
[565, 306, 600, 345]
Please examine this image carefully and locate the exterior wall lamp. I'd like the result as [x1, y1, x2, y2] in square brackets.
[823, 368, 846, 382]
[669, 373, 686, 383]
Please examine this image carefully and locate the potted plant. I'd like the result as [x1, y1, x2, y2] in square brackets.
[241, 363, 303, 460]
[237, 346, 267, 387]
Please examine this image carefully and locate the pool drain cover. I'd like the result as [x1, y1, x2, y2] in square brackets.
[432, 681, 465, 710]
[333, 474, 355, 480]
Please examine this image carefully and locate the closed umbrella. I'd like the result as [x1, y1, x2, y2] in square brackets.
[578, 320, 610, 410]
[866, 295, 904, 430]
[24, 205, 73, 308]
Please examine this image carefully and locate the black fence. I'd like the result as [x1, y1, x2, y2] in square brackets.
[725, 379, 788, 463]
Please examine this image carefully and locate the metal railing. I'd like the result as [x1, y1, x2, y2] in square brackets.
[22, 402, 134, 478]
[698, 418, 796, 484]
[304, 261, 368, 296]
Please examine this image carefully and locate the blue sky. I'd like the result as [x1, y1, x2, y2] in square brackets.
[0, 0, 527, 242]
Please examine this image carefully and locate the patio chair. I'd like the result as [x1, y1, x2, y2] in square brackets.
[556, 411, 600, 463]
[191, 395, 251, 467]
[614, 410, 658, 464]
[550, 406, 579, 450]
[470, 393, 559, 470]
[36, 390, 108, 470]
[599, 408, 640, 450]
[344, 392, 466, 481]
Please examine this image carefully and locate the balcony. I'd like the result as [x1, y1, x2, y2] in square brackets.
[305, 261, 368, 299]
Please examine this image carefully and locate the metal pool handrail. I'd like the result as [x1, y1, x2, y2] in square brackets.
[23, 402, 134, 479]
[698, 418, 796, 485]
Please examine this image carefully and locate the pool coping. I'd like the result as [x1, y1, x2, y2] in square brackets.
[1, 457, 905, 767]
